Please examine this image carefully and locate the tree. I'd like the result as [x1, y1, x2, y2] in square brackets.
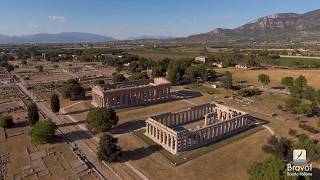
[152, 66, 164, 78]
[31, 120, 56, 143]
[21, 59, 27, 65]
[95, 79, 105, 85]
[291, 75, 307, 98]
[86, 107, 119, 132]
[6, 64, 14, 72]
[247, 157, 293, 180]
[258, 74, 270, 87]
[262, 136, 293, 161]
[294, 135, 320, 162]
[281, 76, 294, 89]
[223, 71, 232, 89]
[37, 65, 43, 72]
[50, 94, 60, 113]
[0, 115, 14, 128]
[62, 79, 85, 100]
[166, 61, 179, 85]
[97, 133, 121, 162]
[112, 72, 126, 82]
[28, 102, 39, 125]
[128, 72, 149, 81]
[128, 61, 139, 73]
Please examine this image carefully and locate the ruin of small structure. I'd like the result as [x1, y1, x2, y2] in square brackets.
[91, 77, 171, 108]
[145, 102, 254, 154]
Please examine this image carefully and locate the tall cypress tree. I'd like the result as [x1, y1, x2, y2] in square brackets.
[28, 102, 39, 125]
[50, 94, 60, 113]
[97, 134, 121, 162]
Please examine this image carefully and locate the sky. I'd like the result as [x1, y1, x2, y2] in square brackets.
[0, 0, 319, 39]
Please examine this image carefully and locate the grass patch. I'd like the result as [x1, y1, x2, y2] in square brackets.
[134, 125, 264, 166]
[278, 57, 320, 67]
[185, 83, 218, 95]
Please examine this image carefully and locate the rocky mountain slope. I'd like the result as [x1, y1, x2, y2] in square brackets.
[179, 9, 320, 45]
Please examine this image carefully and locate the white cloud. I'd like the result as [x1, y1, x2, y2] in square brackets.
[48, 16, 65, 22]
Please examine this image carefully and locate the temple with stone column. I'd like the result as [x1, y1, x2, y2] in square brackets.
[145, 102, 254, 154]
[91, 77, 171, 108]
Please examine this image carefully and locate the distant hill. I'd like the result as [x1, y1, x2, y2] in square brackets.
[178, 9, 320, 45]
[127, 35, 175, 40]
[0, 32, 115, 44]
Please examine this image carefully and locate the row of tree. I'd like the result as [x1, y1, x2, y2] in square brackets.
[280, 75, 320, 116]
[248, 134, 319, 179]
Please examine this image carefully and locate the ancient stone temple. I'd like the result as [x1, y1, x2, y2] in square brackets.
[91, 77, 171, 108]
[145, 102, 254, 154]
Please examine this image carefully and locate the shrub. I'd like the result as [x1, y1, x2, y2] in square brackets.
[238, 88, 261, 97]
[31, 120, 56, 144]
[299, 123, 319, 134]
[0, 115, 14, 128]
[288, 128, 297, 137]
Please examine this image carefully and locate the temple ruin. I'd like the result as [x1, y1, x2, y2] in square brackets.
[91, 77, 171, 108]
[145, 102, 254, 154]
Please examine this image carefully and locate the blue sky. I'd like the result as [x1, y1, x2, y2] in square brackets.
[0, 0, 319, 39]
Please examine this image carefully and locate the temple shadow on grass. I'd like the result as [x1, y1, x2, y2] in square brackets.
[111, 119, 145, 134]
[120, 144, 162, 162]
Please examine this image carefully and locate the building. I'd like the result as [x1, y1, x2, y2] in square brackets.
[235, 64, 248, 69]
[194, 56, 208, 63]
[212, 62, 223, 68]
[91, 77, 171, 108]
[145, 102, 254, 154]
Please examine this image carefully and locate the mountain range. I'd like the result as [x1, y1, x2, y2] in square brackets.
[179, 9, 320, 45]
[0, 32, 115, 44]
[1, 9, 320, 45]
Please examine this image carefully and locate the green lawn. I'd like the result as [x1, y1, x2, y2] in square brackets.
[133, 125, 264, 166]
[185, 83, 218, 95]
[278, 57, 320, 67]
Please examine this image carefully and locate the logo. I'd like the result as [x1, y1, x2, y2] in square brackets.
[287, 149, 312, 177]
[293, 149, 306, 163]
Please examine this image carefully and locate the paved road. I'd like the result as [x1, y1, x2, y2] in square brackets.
[16, 82, 122, 180]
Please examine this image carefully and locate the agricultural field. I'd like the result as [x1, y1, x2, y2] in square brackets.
[217, 67, 320, 89]
[278, 56, 320, 67]
[128, 47, 202, 60]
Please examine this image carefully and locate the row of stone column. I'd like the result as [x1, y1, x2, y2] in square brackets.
[156, 104, 216, 126]
[179, 115, 249, 152]
[104, 87, 170, 108]
[145, 122, 178, 154]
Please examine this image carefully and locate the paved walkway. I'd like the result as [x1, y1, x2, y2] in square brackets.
[60, 100, 149, 180]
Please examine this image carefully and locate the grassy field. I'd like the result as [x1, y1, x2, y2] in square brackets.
[134, 125, 265, 166]
[118, 128, 271, 180]
[278, 57, 320, 67]
[185, 83, 219, 95]
[217, 67, 320, 89]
